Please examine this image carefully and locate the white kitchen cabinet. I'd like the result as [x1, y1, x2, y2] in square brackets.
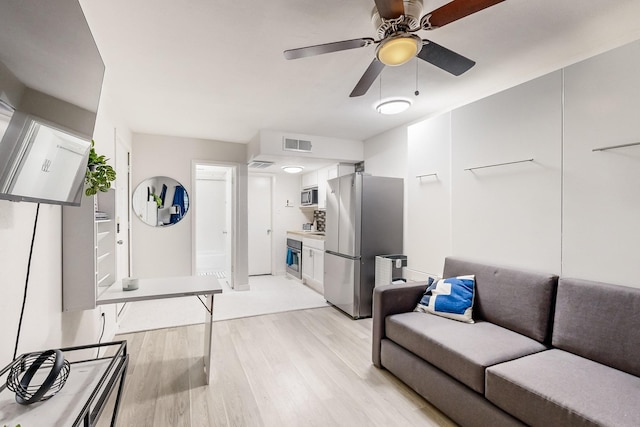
[301, 171, 318, 189]
[316, 166, 329, 209]
[62, 189, 116, 311]
[301, 246, 313, 280]
[326, 163, 355, 180]
[314, 163, 354, 210]
[302, 237, 325, 294]
[311, 247, 324, 285]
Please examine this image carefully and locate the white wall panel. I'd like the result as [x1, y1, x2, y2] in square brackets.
[563, 40, 640, 286]
[406, 114, 452, 277]
[451, 72, 563, 273]
[364, 126, 408, 179]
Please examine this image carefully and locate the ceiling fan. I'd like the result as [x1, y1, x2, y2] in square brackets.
[283, 0, 505, 97]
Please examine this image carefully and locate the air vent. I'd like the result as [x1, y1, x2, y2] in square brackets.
[283, 137, 312, 153]
[248, 161, 274, 169]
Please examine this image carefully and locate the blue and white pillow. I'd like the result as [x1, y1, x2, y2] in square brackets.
[415, 275, 475, 323]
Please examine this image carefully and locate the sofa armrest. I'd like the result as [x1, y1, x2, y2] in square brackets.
[372, 281, 429, 367]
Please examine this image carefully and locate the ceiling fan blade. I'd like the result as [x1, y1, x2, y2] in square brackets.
[426, 0, 505, 28]
[374, 0, 404, 20]
[284, 38, 374, 60]
[350, 59, 385, 97]
[417, 40, 475, 76]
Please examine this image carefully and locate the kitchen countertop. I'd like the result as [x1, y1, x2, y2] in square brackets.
[287, 230, 325, 240]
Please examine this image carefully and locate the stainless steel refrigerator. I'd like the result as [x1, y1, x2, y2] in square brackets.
[324, 173, 403, 318]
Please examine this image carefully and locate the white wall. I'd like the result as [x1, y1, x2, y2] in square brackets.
[131, 133, 249, 289]
[363, 126, 408, 179]
[0, 85, 131, 366]
[451, 72, 562, 273]
[562, 40, 640, 286]
[366, 38, 640, 289]
[406, 113, 452, 277]
[249, 130, 364, 164]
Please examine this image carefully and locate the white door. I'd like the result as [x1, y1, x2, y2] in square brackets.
[248, 174, 272, 275]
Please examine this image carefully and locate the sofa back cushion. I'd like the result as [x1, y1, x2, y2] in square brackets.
[443, 257, 558, 342]
[552, 278, 640, 377]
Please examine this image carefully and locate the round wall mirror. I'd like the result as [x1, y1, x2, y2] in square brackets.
[132, 176, 189, 227]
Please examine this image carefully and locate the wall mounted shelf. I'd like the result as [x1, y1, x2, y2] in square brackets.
[592, 141, 640, 152]
[464, 158, 534, 172]
[416, 173, 438, 179]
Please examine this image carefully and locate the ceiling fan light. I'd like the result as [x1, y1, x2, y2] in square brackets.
[377, 36, 421, 66]
[376, 99, 412, 115]
[281, 165, 304, 174]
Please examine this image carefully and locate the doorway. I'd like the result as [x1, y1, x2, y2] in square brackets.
[248, 174, 273, 275]
[193, 163, 235, 288]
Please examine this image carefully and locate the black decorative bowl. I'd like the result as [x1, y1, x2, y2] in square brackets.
[6, 349, 70, 405]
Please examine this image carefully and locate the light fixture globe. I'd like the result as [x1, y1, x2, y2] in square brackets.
[281, 165, 304, 174]
[376, 99, 412, 115]
[376, 34, 422, 66]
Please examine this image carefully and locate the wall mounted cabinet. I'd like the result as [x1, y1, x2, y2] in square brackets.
[301, 171, 318, 189]
[302, 163, 355, 210]
[62, 189, 116, 311]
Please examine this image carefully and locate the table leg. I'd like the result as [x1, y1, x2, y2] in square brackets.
[203, 294, 214, 384]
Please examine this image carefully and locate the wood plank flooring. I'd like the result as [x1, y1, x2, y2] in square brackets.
[97, 307, 457, 427]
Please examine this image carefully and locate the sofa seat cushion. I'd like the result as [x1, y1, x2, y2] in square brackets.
[486, 349, 640, 427]
[385, 312, 547, 393]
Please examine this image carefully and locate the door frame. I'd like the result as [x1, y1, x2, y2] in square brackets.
[191, 160, 237, 288]
[114, 131, 132, 321]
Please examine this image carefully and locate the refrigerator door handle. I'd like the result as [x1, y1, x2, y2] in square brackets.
[325, 250, 361, 261]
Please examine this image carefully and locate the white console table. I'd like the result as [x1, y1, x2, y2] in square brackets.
[97, 276, 222, 384]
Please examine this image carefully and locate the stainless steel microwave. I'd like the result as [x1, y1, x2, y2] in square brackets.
[301, 188, 318, 206]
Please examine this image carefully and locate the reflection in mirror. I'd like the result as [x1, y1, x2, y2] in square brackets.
[133, 177, 189, 227]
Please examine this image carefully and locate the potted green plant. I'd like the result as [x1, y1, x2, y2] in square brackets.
[85, 140, 116, 196]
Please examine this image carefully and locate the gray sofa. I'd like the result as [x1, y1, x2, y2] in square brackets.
[372, 257, 640, 427]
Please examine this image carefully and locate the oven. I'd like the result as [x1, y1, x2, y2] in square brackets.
[286, 238, 302, 279]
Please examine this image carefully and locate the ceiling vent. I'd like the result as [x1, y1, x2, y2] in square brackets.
[248, 160, 274, 169]
[283, 137, 312, 153]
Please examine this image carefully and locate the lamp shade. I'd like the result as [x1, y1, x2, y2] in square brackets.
[281, 165, 304, 174]
[376, 99, 411, 115]
[376, 35, 421, 66]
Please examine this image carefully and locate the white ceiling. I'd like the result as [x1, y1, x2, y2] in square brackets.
[79, 0, 640, 145]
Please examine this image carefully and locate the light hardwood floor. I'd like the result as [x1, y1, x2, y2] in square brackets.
[98, 307, 457, 427]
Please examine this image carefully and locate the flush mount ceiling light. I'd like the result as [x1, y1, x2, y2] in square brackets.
[376, 99, 412, 115]
[376, 34, 422, 66]
[281, 165, 304, 174]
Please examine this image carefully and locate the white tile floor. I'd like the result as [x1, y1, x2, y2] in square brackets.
[116, 274, 329, 334]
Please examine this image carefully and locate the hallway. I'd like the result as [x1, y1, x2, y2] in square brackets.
[116, 275, 328, 334]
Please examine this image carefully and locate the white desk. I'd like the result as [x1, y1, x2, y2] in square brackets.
[97, 276, 222, 384]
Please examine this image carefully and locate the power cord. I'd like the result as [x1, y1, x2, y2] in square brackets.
[13, 203, 40, 360]
[96, 312, 106, 359]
